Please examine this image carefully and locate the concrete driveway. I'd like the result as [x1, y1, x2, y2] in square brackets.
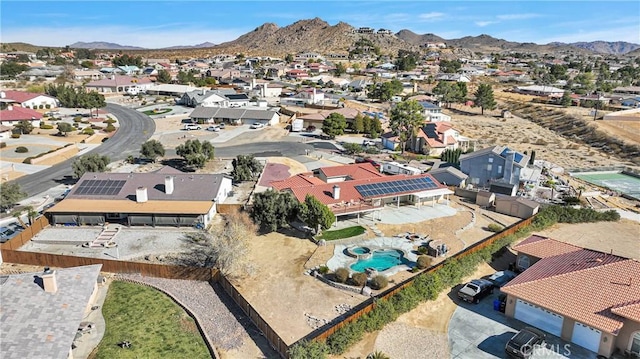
[448, 290, 598, 359]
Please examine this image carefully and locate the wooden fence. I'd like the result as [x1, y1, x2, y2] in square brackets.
[1, 250, 218, 281]
[295, 216, 535, 344]
[216, 203, 245, 214]
[0, 215, 49, 250]
[217, 275, 290, 358]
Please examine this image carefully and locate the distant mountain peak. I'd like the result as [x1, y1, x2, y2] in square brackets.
[69, 41, 145, 50]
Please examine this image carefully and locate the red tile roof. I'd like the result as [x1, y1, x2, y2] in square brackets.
[502, 248, 640, 333]
[270, 173, 324, 190]
[0, 107, 43, 122]
[319, 163, 383, 180]
[1, 90, 54, 104]
[512, 235, 582, 259]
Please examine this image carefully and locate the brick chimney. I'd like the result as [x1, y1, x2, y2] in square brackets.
[42, 267, 58, 293]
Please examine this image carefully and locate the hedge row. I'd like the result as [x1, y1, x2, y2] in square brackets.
[289, 205, 619, 359]
[23, 143, 73, 164]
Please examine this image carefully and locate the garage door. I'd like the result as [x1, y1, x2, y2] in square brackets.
[514, 299, 564, 336]
[571, 322, 601, 353]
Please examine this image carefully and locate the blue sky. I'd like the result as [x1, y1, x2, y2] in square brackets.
[1, 1, 639, 48]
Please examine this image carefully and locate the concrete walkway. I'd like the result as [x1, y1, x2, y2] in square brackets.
[70, 278, 110, 359]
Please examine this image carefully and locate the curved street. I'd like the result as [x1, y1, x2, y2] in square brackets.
[9, 103, 156, 197]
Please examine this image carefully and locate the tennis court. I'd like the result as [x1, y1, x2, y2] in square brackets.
[572, 171, 640, 199]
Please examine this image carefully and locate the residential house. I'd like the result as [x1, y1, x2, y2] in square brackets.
[46, 167, 232, 227]
[0, 90, 59, 109]
[458, 66, 485, 76]
[348, 79, 370, 91]
[308, 63, 332, 73]
[515, 85, 565, 98]
[418, 102, 451, 122]
[410, 122, 460, 155]
[226, 93, 250, 108]
[85, 75, 153, 94]
[377, 28, 393, 35]
[189, 106, 280, 126]
[0, 265, 103, 359]
[265, 65, 287, 79]
[296, 107, 360, 129]
[19, 66, 65, 80]
[436, 73, 471, 82]
[208, 69, 240, 83]
[178, 89, 229, 107]
[504, 235, 640, 357]
[146, 84, 199, 97]
[308, 75, 350, 88]
[354, 27, 375, 34]
[0, 106, 43, 126]
[296, 52, 324, 61]
[286, 69, 310, 80]
[613, 86, 640, 96]
[428, 166, 468, 188]
[280, 88, 325, 106]
[620, 97, 640, 108]
[459, 145, 529, 187]
[250, 79, 283, 98]
[117, 66, 140, 75]
[270, 163, 453, 222]
[73, 69, 105, 81]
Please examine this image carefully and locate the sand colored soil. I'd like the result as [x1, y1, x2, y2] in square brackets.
[593, 120, 640, 145]
[535, 219, 640, 259]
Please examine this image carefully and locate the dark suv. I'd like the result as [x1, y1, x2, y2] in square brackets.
[457, 279, 494, 303]
[505, 327, 547, 358]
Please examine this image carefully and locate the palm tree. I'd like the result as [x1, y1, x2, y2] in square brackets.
[367, 351, 390, 359]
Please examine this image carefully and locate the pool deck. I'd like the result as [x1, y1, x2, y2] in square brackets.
[326, 236, 422, 277]
[332, 203, 458, 230]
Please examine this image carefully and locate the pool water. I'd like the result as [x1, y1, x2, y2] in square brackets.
[352, 247, 370, 255]
[350, 249, 409, 272]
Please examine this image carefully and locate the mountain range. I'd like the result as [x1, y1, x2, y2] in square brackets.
[6, 18, 639, 56]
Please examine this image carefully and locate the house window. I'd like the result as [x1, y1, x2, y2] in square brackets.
[488, 157, 494, 163]
[631, 332, 640, 355]
[487, 164, 492, 171]
[498, 165, 503, 174]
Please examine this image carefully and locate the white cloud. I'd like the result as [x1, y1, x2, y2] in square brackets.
[418, 12, 445, 21]
[538, 25, 640, 44]
[496, 13, 541, 21]
[475, 21, 498, 27]
[0, 25, 247, 48]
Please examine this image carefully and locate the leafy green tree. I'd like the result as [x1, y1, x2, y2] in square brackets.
[85, 91, 106, 118]
[301, 195, 335, 232]
[112, 54, 143, 67]
[342, 143, 364, 155]
[368, 79, 403, 102]
[472, 83, 497, 115]
[432, 82, 460, 108]
[14, 120, 34, 134]
[156, 69, 172, 83]
[288, 339, 329, 359]
[57, 122, 74, 136]
[284, 54, 294, 63]
[0, 61, 29, 79]
[560, 91, 572, 107]
[140, 140, 165, 162]
[231, 155, 263, 182]
[80, 60, 95, 69]
[353, 114, 365, 134]
[441, 148, 463, 165]
[456, 82, 468, 103]
[439, 59, 462, 73]
[389, 100, 424, 153]
[74, 48, 95, 60]
[574, 72, 595, 94]
[333, 62, 347, 76]
[370, 116, 382, 138]
[395, 50, 419, 71]
[72, 154, 110, 178]
[322, 113, 347, 139]
[0, 183, 26, 211]
[250, 190, 300, 232]
[175, 139, 215, 169]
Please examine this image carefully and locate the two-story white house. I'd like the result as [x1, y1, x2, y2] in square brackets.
[418, 101, 451, 122]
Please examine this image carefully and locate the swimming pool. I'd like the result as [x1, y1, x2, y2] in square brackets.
[350, 249, 410, 272]
[352, 247, 370, 255]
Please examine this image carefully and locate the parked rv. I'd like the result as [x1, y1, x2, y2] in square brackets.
[382, 162, 422, 175]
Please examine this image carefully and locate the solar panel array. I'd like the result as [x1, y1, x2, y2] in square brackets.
[75, 179, 126, 196]
[501, 148, 524, 163]
[355, 177, 438, 197]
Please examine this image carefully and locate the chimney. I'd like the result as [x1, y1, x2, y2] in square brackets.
[312, 87, 317, 103]
[0, 91, 5, 98]
[164, 176, 174, 195]
[42, 268, 58, 293]
[136, 187, 148, 203]
[201, 88, 206, 96]
[332, 185, 340, 200]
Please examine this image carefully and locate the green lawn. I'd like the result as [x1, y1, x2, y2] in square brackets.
[92, 281, 210, 359]
[319, 225, 366, 241]
[142, 108, 172, 115]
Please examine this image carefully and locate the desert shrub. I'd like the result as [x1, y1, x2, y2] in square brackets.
[351, 272, 368, 287]
[0, 142, 6, 149]
[14, 146, 28, 153]
[104, 123, 116, 133]
[23, 157, 33, 164]
[91, 125, 104, 130]
[40, 124, 54, 129]
[487, 223, 504, 232]
[11, 133, 20, 139]
[318, 265, 329, 275]
[289, 339, 329, 359]
[82, 127, 95, 135]
[370, 274, 388, 290]
[535, 138, 548, 145]
[335, 267, 349, 283]
[73, 116, 82, 123]
[417, 245, 428, 255]
[103, 118, 116, 124]
[326, 320, 365, 355]
[416, 255, 431, 269]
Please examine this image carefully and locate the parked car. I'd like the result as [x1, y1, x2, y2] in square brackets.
[250, 122, 265, 129]
[505, 327, 546, 358]
[485, 270, 517, 287]
[362, 139, 377, 146]
[217, 122, 225, 129]
[0, 226, 17, 243]
[183, 124, 201, 130]
[457, 279, 494, 303]
[206, 125, 220, 132]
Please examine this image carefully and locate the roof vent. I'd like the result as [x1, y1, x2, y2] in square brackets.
[164, 176, 174, 195]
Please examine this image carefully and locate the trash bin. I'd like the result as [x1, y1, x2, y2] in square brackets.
[493, 299, 501, 311]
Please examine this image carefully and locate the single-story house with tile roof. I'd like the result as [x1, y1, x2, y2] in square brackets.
[45, 166, 232, 227]
[85, 75, 154, 94]
[0, 90, 59, 109]
[503, 235, 640, 357]
[0, 265, 102, 359]
[0, 105, 43, 126]
[189, 106, 280, 126]
[270, 163, 453, 221]
[296, 107, 360, 129]
[428, 166, 468, 187]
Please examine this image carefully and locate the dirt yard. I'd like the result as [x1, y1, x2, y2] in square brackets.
[535, 219, 640, 259]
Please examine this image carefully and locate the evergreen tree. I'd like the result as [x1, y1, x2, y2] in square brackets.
[472, 83, 497, 115]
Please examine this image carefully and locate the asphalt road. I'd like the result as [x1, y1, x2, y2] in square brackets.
[9, 103, 155, 196]
[164, 140, 338, 158]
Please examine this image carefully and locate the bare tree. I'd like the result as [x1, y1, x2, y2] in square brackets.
[209, 210, 257, 279]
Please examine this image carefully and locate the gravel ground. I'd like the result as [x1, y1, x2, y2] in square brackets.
[118, 274, 272, 357]
[374, 322, 450, 358]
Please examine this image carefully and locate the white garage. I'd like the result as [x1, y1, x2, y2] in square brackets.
[571, 322, 601, 353]
[514, 299, 564, 336]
